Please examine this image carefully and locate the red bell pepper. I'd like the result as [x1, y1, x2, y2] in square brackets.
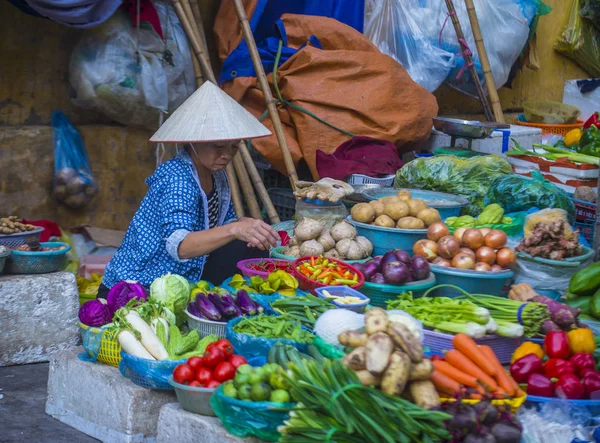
[583, 372, 600, 399]
[584, 112, 600, 130]
[580, 368, 599, 379]
[510, 354, 543, 383]
[527, 373, 554, 397]
[544, 331, 571, 360]
[544, 358, 576, 379]
[570, 353, 596, 377]
[555, 374, 584, 400]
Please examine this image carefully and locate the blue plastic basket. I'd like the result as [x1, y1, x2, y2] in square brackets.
[360, 274, 437, 307]
[314, 286, 370, 312]
[361, 188, 469, 220]
[346, 216, 427, 256]
[427, 265, 514, 298]
[119, 351, 184, 390]
[0, 249, 10, 274]
[525, 395, 600, 416]
[5, 242, 70, 274]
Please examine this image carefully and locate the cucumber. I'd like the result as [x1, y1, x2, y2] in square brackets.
[268, 342, 278, 364]
[285, 346, 304, 367]
[277, 343, 290, 368]
[306, 344, 325, 363]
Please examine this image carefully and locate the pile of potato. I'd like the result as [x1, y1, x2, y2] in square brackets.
[0, 216, 36, 235]
[350, 190, 441, 230]
[54, 168, 98, 209]
[339, 308, 439, 410]
[282, 219, 374, 261]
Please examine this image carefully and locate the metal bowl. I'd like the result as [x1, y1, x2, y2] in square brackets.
[433, 117, 495, 139]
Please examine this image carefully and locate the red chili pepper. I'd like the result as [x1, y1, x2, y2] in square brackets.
[544, 331, 571, 360]
[543, 358, 575, 379]
[584, 112, 600, 130]
[570, 353, 596, 377]
[555, 374, 584, 399]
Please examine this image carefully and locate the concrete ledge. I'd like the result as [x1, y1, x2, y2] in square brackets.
[0, 271, 79, 366]
[46, 348, 175, 442]
[156, 403, 265, 443]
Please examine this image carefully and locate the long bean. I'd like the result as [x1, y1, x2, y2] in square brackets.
[233, 314, 314, 343]
[271, 295, 334, 328]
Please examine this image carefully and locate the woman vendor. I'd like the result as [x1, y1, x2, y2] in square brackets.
[99, 82, 279, 297]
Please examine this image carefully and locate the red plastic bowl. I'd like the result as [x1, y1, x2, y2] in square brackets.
[291, 256, 365, 295]
[236, 258, 293, 279]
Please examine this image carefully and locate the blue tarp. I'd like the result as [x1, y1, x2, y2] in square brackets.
[218, 0, 364, 84]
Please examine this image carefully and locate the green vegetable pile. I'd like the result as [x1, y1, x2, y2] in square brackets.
[229, 271, 299, 296]
[566, 262, 600, 323]
[270, 295, 334, 328]
[233, 314, 315, 343]
[156, 321, 217, 360]
[268, 341, 325, 369]
[222, 363, 292, 403]
[445, 204, 515, 231]
[279, 359, 451, 442]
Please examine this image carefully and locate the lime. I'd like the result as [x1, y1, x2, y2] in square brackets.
[236, 364, 253, 375]
[270, 389, 290, 403]
[248, 367, 267, 384]
[262, 363, 280, 375]
[234, 372, 249, 387]
[237, 384, 252, 400]
[222, 382, 237, 399]
[269, 372, 291, 390]
[250, 382, 272, 402]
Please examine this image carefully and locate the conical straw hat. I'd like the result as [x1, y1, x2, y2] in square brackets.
[150, 81, 271, 143]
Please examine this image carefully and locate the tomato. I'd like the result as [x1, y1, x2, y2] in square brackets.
[187, 356, 204, 371]
[196, 367, 213, 385]
[203, 347, 225, 369]
[173, 364, 195, 384]
[213, 362, 236, 382]
[214, 339, 234, 359]
[189, 380, 202, 387]
[205, 380, 221, 389]
[228, 355, 248, 369]
[205, 342, 217, 354]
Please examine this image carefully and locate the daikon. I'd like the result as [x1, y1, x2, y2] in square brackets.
[124, 310, 169, 360]
[118, 330, 156, 360]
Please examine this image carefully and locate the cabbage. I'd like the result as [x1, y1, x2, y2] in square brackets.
[149, 273, 190, 323]
[107, 280, 147, 314]
[79, 299, 112, 327]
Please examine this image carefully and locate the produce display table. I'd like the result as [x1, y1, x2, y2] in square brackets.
[46, 348, 175, 442]
[0, 271, 79, 366]
[156, 403, 266, 443]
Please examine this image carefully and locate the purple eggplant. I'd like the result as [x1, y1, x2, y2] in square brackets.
[236, 290, 257, 316]
[187, 301, 205, 319]
[195, 294, 222, 321]
[221, 293, 243, 317]
[208, 293, 236, 318]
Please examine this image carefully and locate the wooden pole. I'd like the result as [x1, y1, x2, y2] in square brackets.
[444, 0, 494, 122]
[190, 49, 203, 88]
[233, 154, 262, 218]
[231, 0, 299, 190]
[464, 0, 505, 123]
[226, 163, 245, 217]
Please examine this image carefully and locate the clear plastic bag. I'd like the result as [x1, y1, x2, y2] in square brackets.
[364, 0, 454, 92]
[394, 155, 513, 216]
[294, 200, 348, 230]
[513, 252, 594, 292]
[69, 0, 195, 128]
[225, 317, 311, 367]
[209, 385, 292, 442]
[485, 171, 576, 222]
[555, 0, 600, 77]
[52, 111, 99, 209]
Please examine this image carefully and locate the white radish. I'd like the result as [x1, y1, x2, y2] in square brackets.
[151, 317, 170, 343]
[118, 330, 156, 360]
[125, 311, 169, 360]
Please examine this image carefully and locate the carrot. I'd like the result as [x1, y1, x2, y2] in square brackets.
[445, 350, 498, 391]
[430, 370, 461, 396]
[479, 345, 517, 397]
[432, 360, 478, 388]
[452, 334, 497, 376]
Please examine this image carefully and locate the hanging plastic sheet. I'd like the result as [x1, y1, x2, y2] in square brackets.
[24, 0, 121, 28]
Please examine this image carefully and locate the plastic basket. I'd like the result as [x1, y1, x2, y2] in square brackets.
[314, 286, 370, 312]
[525, 395, 600, 416]
[423, 329, 523, 365]
[168, 376, 216, 416]
[185, 308, 227, 338]
[291, 256, 365, 295]
[268, 188, 295, 221]
[360, 274, 437, 308]
[441, 395, 527, 414]
[0, 249, 10, 274]
[6, 242, 71, 274]
[236, 258, 293, 279]
[346, 174, 395, 186]
[514, 119, 584, 137]
[523, 101, 581, 125]
[0, 227, 43, 249]
[428, 265, 514, 298]
[79, 322, 122, 367]
[119, 351, 184, 390]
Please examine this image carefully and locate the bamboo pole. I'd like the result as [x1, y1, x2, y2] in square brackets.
[231, 0, 299, 190]
[226, 163, 245, 217]
[190, 49, 203, 88]
[239, 143, 280, 223]
[444, 0, 494, 122]
[464, 0, 505, 123]
[233, 154, 262, 219]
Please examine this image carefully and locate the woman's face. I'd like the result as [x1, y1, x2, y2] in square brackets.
[191, 141, 240, 172]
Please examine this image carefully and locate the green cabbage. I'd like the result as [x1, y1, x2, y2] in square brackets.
[149, 273, 190, 324]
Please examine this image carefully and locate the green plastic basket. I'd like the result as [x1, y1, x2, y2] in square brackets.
[360, 274, 437, 308]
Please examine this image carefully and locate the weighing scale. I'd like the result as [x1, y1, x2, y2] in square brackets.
[432, 117, 510, 157]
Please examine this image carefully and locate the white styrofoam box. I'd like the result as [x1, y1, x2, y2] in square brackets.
[423, 124, 542, 156]
[563, 79, 600, 121]
[513, 167, 598, 194]
[506, 156, 599, 180]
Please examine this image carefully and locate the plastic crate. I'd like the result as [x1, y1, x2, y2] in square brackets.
[424, 329, 523, 365]
[0, 227, 43, 249]
[576, 221, 595, 244]
[268, 188, 295, 221]
[78, 255, 111, 278]
[185, 308, 226, 338]
[346, 174, 395, 186]
[6, 242, 70, 274]
[263, 169, 292, 190]
[573, 197, 597, 223]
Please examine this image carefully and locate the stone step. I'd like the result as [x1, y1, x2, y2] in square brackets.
[156, 403, 266, 443]
[0, 271, 79, 366]
[46, 348, 175, 443]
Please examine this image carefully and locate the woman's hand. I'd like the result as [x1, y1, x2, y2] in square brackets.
[230, 217, 280, 250]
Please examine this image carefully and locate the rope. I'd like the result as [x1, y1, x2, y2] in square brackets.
[438, 11, 475, 80]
